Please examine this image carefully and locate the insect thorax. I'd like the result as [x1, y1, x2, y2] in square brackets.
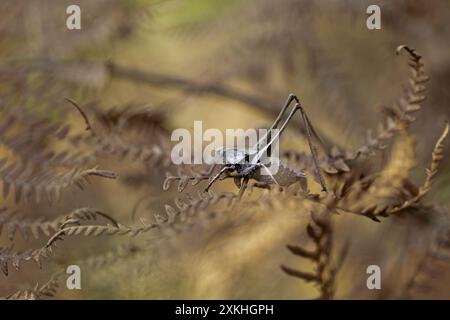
[216, 147, 250, 165]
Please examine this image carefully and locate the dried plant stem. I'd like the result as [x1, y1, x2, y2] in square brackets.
[281, 198, 348, 299]
[106, 63, 276, 113]
[390, 122, 449, 214]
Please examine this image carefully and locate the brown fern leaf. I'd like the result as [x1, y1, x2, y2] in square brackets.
[59, 207, 119, 229]
[325, 45, 429, 164]
[167, 190, 238, 223]
[34, 222, 159, 265]
[286, 45, 429, 171]
[0, 109, 71, 165]
[37, 200, 219, 263]
[335, 130, 417, 221]
[0, 208, 59, 241]
[91, 103, 167, 134]
[281, 198, 347, 300]
[0, 245, 40, 276]
[0, 105, 119, 203]
[0, 160, 117, 204]
[0, 209, 116, 275]
[0, 207, 117, 241]
[355, 45, 428, 157]
[163, 165, 215, 192]
[403, 228, 450, 298]
[1, 273, 61, 300]
[43, 222, 160, 253]
[76, 243, 141, 270]
[283, 149, 350, 175]
[67, 130, 172, 168]
[130, 190, 238, 237]
[390, 122, 449, 214]
[66, 99, 172, 168]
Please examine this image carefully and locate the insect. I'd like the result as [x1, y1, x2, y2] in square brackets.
[203, 93, 329, 200]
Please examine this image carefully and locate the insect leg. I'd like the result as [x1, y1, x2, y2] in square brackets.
[249, 181, 271, 189]
[237, 176, 249, 200]
[204, 166, 233, 192]
[257, 102, 328, 192]
[269, 94, 300, 131]
[255, 94, 299, 156]
[298, 105, 328, 193]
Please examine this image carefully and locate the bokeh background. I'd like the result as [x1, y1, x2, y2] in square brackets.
[0, 0, 449, 299]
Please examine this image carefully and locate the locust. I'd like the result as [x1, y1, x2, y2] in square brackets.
[203, 93, 328, 200]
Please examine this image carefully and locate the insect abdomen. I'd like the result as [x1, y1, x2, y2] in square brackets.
[253, 163, 306, 187]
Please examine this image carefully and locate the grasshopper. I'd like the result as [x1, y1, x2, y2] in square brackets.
[203, 94, 328, 199]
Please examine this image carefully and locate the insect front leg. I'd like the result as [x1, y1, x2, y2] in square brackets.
[219, 171, 243, 188]
[237, 176, 249, 201]
[204, 165, 235, 192]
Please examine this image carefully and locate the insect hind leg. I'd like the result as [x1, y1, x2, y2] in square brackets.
[262, 101, 329, 193]
[255, 93, 299, 156]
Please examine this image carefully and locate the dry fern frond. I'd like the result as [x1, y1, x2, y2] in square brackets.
[163, 190, 239, 230]
[66, 99, 172, 168]
[0, 110, 71, 163]
[284, 45, 429, 169]
[1, 273, 61, 300]
[283, 149, 350, 175]
[281, 198, 347, 300]
[365, 132, 416, 201]
[335, 130, 417, 221]
[0, 161, 117, 204]
[0, 104, 117, 204]
[59, 207, 119, 229]
[320, 45, 428, 165]
[76, 243, 141, 270]
[353, 45, 428, 158]
[0, 245, 41, 276]
[403, 229, 450, 298]
[163, 165, 215, 192]
[64, 98, 94, 133]
[0, 208, 116, 275]
[36, 223, 159, 266]
[42, 221, 161, 255]
[0, 207, 118, 241]
[0, 207, 58, 241]
[36, 197, 232, 264]
[390, 122, 449, 214]
[67, 127, 172, 169]
[91, 103, 167, 134]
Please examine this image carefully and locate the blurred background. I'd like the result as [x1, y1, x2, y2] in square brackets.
[0, 0, 449, 299]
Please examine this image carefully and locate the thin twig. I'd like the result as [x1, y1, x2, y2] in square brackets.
[106, 63, 276, 112]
